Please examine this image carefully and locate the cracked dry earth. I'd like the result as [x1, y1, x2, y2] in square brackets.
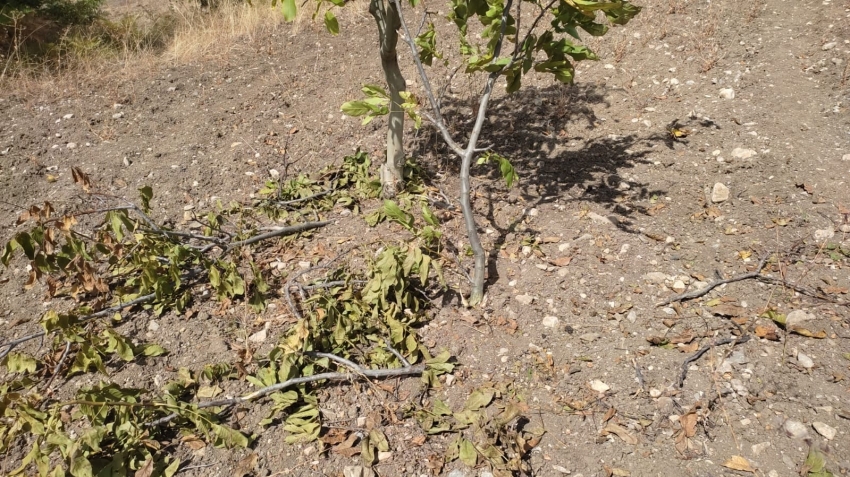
[2, 0, 850, 475]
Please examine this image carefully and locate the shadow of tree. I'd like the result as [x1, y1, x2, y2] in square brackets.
[410, 82, 670, 292]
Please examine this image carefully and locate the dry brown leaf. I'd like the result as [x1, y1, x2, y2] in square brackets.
[788, 326, 827, 339]
[134, 459, 154, 477]
[679, 341, 700, 353]
[722, 455, 755, 473]
[181, 435, 206, 451]
[540, 236, 561, 243]
[680, 412, 698, 438]
[332, 433, 361, 457]
[601, 422, 639, 445]
[823, 286, 849, 295]
[754, 325, 780, 341]
[410, 435, 426, 446]
[233, 452, 259, 477]
[602, 407, 617, 424]
[551, 256, 573, 267]
[320, 428, 349, 446]
[670, 330, 696, 344]
[710, 304, 745, 317]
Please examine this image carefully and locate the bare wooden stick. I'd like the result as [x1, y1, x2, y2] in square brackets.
[677, 336, 751, 388]
[225, 220, 331, 252]
[657, 254, 771, 306]
[146, 354, 425, 428]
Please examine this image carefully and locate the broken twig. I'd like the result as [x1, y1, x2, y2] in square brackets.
[677, 335, 751, 388]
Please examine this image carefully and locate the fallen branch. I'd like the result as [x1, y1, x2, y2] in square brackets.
[0, 292, 157, 360]
[224, 220, 332, 252]
[755, 276, 847, 305]
[677, 335, 751, 388]
[147, 350, 425, 428]
[657, 254, 771, 306]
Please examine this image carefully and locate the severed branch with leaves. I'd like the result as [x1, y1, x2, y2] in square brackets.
[0, 154, 459, 475]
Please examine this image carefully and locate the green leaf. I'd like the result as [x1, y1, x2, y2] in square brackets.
[804, 447, 834, 477]
[383, 200, 414, 230]
[138, 186, 153, 214]
[464, 388, 494, 411]
[4, 352, 38, 374]
[212, 424, 250, 448]
[323, 10, 339, 34]
[281, 0, 297, 21]
[421, 205, 439, 226]
[139, 344, 168, 356]
[458, 437, 477, 466]
[69, 454, 93, 477]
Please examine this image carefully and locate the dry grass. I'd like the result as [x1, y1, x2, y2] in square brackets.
[164, 1, 287, 64]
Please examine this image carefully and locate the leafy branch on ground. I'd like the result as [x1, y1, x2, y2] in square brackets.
[0, 151, 530, 476]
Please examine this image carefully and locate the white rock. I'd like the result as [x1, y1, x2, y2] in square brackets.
[551, 465, 570, 474]
[542, 316, 560, 328]
[112, 112, 124, 119]
[590, 380, 610, 393]
[447, 470, 467, 477]
[66, 142, 77, 149]
[649, 388, 662, 398]
[751, 441, 771, 456]
[822, 41, 837, 51]
[672, 280, 686, 292]
[579, 332, 600, 342]
[843, 153, 850, 162]
[377, 451, 393, 461]
[527, 207, 539, 216]
[784, 419, 809, 439]
[586, 212, 615, 226]
[63, 114, 74, 119]
[343, 466, 366, 477]
[840, 224, 850, 233]
[248, 324, 268, 343]
[147, 320, 160, 332]
[711, 183, 730, 203]
[730, 147, 757, 160]
[812, 422, 837, 440]
[644, 272, 668, 284]
[814, 228, 835, 242]
[786, 310, 815, 328]
[719, 88, 735, 99]
[515, 294, 535, 306]
[627, 310, 637, 323]
[479, 472, 495, 477]
[797, 353, 814, 369]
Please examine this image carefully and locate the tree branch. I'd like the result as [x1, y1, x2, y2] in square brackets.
[146, 353, 425, 428]
[225, 220, 332, 252]
[656, 254, 772, 306]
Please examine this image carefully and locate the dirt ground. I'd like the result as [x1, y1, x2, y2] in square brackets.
[2, 0, 850, 475]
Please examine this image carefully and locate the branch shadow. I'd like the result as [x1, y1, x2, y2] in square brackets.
[410, 82, 670, 292]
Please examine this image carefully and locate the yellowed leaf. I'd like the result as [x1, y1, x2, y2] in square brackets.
[722, 455, 755, 473]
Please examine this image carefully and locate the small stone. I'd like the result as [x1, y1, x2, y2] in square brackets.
[63, 113, 74, 119]
[786, 310, 815, 328]
[356, 416, 367, 427]
[840, 224, 850, 233]
[112, 112, 124, 119]
[123, 157, 131, 166]
[558, 243, 570, 252]
[448, 470, 468, 477]
[730, 147, 757, 160]
[551, 465, 570, 474]
[147, 320, 160, 332]
[527, 207, 539, 216]
[542, 316, 560, 328]
[711, 183, 730, 203]
[66, 142, 77, 149]
[644, 272, 668, 284]
[248, 325, 268, 343]
[586, 212, 615, 226]
[515, 294, 535, 306]
[842, 153, 850, 162]
[796, 352, 814, 369]
[672, 280, 686, 292]
[627, 310, 637, 323]
[649, 388, 662, 398]
[377, 451, 393, 461]
[579, 332, 600, 343]
[751, 441, 771, 456]
[812, 422, 836, 440]
[822, 41, 837, 51]
[814, 228, 835, 242]
[719, 87, 735, 99]
[590, 380, 610, 393]
[784, 419, 809, 439]
[445, 374, 455, 386]
[343, 466, 365, 477]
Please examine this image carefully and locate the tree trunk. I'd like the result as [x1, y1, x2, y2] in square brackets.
[369, 0, 406, 198]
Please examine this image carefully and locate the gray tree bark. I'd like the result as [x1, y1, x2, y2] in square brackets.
[369, 0, 407, 198]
